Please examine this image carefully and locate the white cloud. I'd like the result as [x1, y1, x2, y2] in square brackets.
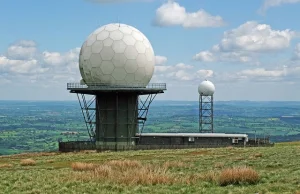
[155, 55, 168, 65]
[6, 40, 37, 60]
[154, 62, 213, 83]
[237, 68, 285, 78]
[0, 40, 81, 85]
[259, 0, 300, 14]
[154, 0, 225, 28]
[214, 64, 300, 83]
[292, 43, 300, 60]
[194, 21, 295, 63]
[43, 48, 80, 68]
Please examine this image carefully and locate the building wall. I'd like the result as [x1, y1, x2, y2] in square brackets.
[137, 136, 246, 146]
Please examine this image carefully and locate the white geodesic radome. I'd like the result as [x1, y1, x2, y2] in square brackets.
[79, 23, 155, 87]
[198, 80, 215, 96]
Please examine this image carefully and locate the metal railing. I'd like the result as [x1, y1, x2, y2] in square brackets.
[67, 83, 166, 90]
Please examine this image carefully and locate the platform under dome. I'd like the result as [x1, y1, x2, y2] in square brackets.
[79, 23, 155, 87]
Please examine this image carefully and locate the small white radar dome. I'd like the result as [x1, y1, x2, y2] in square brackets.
[79, 23, 155, 87]
[198, 80, 215, 96]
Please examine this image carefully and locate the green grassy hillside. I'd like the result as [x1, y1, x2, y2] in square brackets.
[0, 142, 300, 194]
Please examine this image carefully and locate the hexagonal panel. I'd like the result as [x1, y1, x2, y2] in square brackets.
[105, 24, 119, 32]
[97, 30, 109, 40]
[110, 30, 123, 41]
[92, 41, 104, 53]
[103, 38, 114, 47]
[112, 53, 127, 67]
[123, 35, 136, 46]
[145, 48, 154, 61]
[135, 41, 146, 54]
[115, 80, 127, 86]
[112, 68, 127, 81]
[83, 46, 92, 60]
[142, 75, 151, 85]
[79, 55, 84, 68]
[100, 47, 114, 60]
[124, 46, 138, 60]
[132, 31, 144, 41]
[89, 53, 102, 67]
[136, 54, 147, 67]
[125, 59, 138, 73]
[100, 61, 114, 74]
[124, 73, 135, 84]
[84, 60, 93, 71]
[145, 60, 155, 76]
[101, 75, 113, 84]
[135, 67, 146, 81]
[119, 26, 132, 34]
[87, 34, 97, 46]
[143, 39, 150, 48]
[112, 40, 127, 54]
[91, 67, 99, 79]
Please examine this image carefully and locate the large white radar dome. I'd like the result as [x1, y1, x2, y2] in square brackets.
[198, 80, 215, 96]
[79, 23, 155, 87]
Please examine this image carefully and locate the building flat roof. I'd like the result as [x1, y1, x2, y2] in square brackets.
[136, 133, 248, 138]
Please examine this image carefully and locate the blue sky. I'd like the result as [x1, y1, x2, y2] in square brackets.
[1, 0, 300, 101]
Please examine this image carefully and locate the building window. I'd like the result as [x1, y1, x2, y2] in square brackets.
[188, 137, 195, 142]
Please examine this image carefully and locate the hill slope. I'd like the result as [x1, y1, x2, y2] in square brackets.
[0, 142, 300, 194]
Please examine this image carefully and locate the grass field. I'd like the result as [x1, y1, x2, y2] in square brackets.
[0, 142, 300, 194]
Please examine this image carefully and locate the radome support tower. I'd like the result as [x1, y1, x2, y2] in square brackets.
[67, 23, 166, 149]
[198, 80, 215, 133]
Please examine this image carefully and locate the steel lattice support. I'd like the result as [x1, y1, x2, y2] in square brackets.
[138, 94, 157, 134]
[199, 95, 214, 133]
[77, 94, 96, 141]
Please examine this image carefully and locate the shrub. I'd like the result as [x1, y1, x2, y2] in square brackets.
[20, 159, 36, 166]
[71, 162, 97, 171]
[254, 153, 263, 158]
[218, 166, 259, 186]
[106, 159, 141, 170]
[0, 163, 13, 168]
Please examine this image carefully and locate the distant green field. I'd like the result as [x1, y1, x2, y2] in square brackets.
[1, 101, 300, 155]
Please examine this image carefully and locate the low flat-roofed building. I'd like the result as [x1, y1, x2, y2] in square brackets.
[136, 133, 248, 147]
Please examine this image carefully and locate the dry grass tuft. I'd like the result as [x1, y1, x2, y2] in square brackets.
[186, 150, 210, 155]
[0, 163, 13, 168]
[71, 160, 177, 185]
[163, 161, 186, 169]
[218, 166, 259, 186]
[20, 159, 36, 166]
[294, 191, 300, 194]
[214, 162, 225, 169]
[254, 153, 263, 158]
[71, 162, 97, 171]
[106, 159, 141, 170]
